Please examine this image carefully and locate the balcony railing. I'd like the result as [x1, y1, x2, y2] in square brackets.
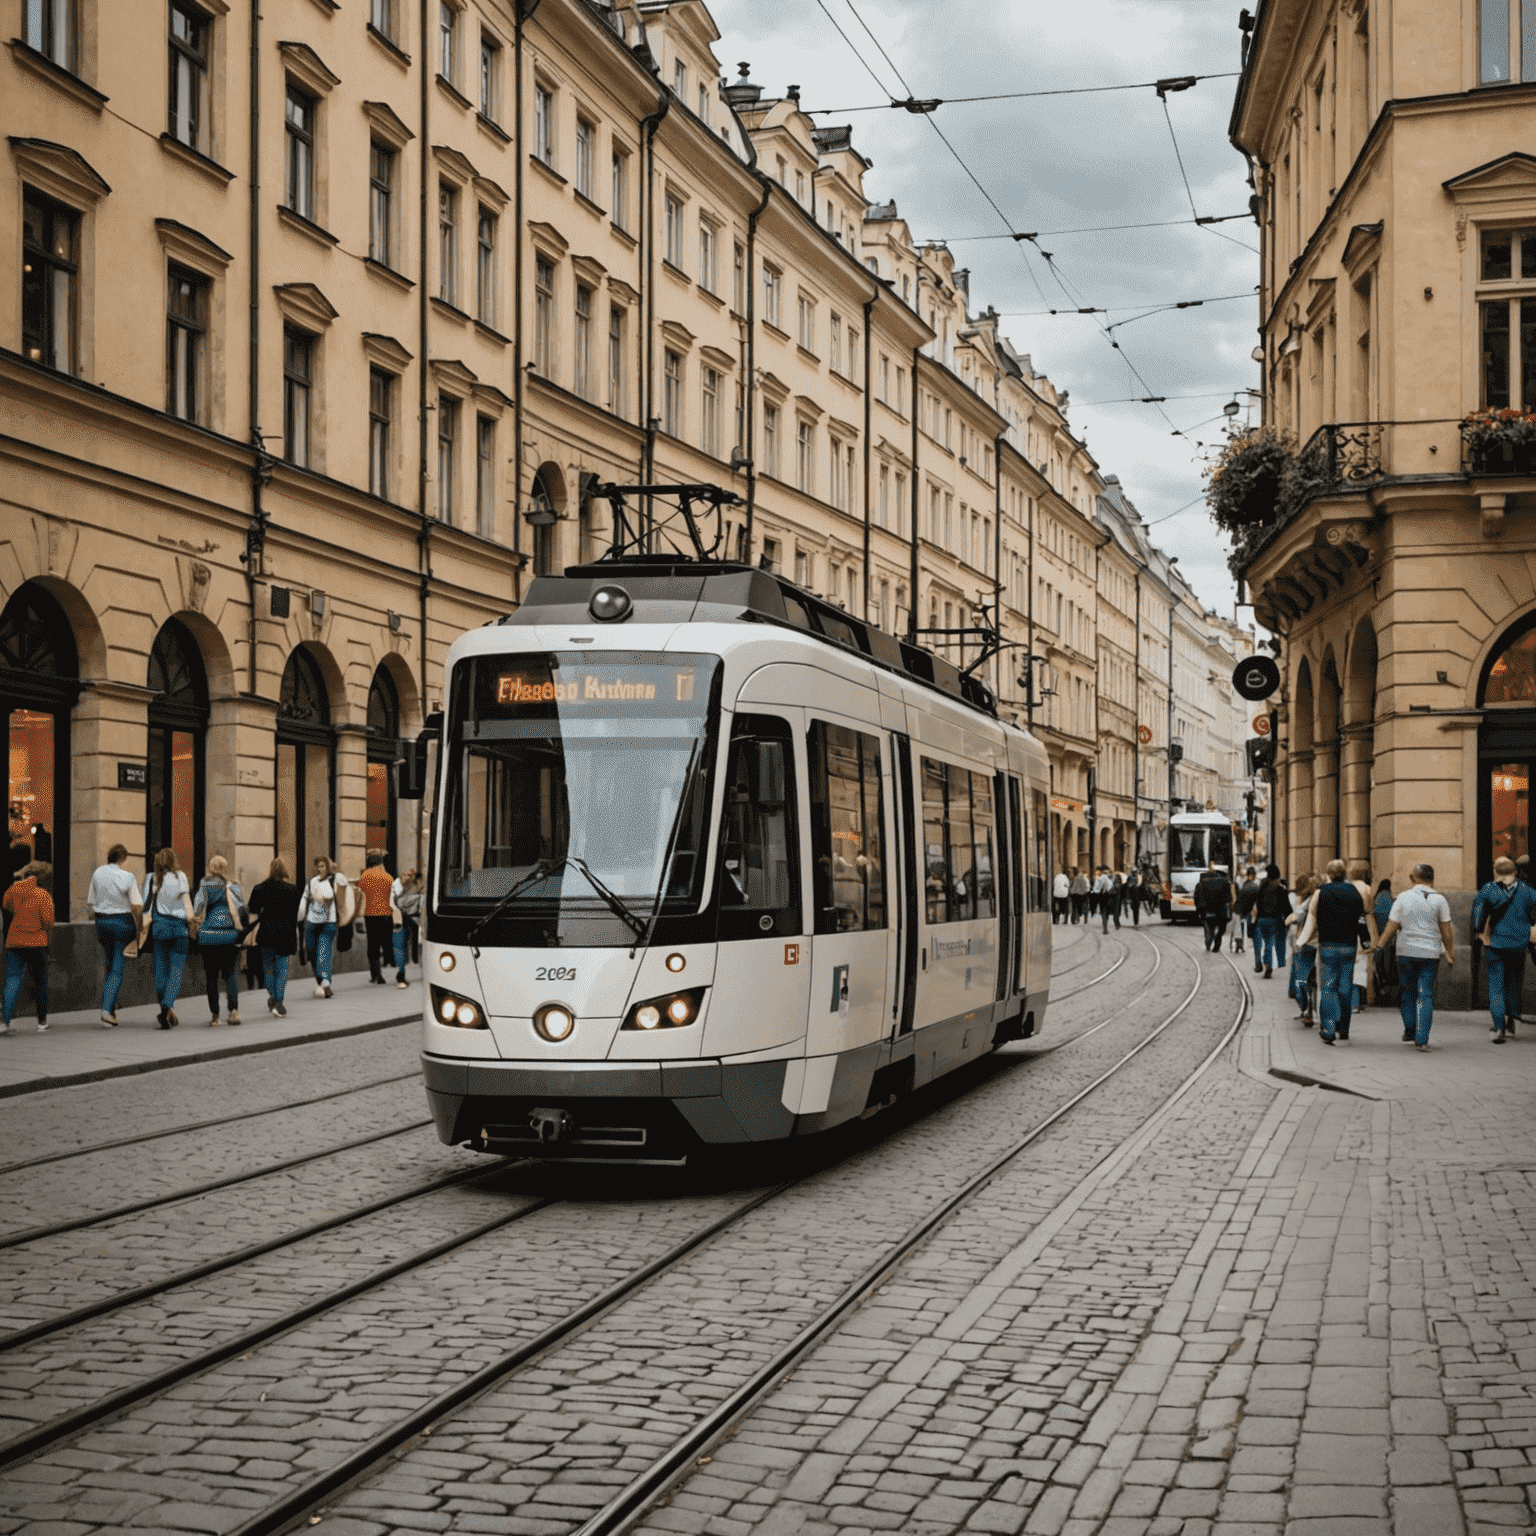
[1294, 421, 1387, 493]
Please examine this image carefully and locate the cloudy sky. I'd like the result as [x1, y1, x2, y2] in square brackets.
[709, 0, 1259, 618]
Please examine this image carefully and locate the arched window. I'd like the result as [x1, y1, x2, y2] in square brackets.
[146, 619, 209, 878]
[1, 583, 79, 908]
[530, 465, 561, 576]
[366, 666, 400, 869]
[276, 647, 335, 881]
[1479, 612, 1536, 882]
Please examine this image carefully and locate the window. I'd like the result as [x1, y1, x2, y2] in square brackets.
[369, 367, 393, 498]
[369, 142, 395, 266]
[673, 57, 686, 96]
[797, 420, 814, 493]
[282, 326, 312, 466]
[166, 266, 207, 422]
[733, 241, 745, 313]
[168, 2, 209, 150]
[476, 416, 495, 536]
[479, 32, 500, 119]
[1481, 0, 1536, 82]
[534, 256, 554, 373]
[795, 549, 811, 586]
[1480, 228, 1536, 409]
[699, 218, 718, 295]
[285, 85, 316, 219]
[575, 117, 594, 199]
[664, 349, 682, 435]
[702, 365, 720, 457]
[763, 264, 782, 328]
[24, 0, 76, 68]
[574, 283, 593, 399]
[877, 463, 889, 527]
[611, 148, 629, 229]
[798, 293, 815, 352]
[761, 536, 779, 573]
[664, 193, 684, 268]
[921, 758, 994, 924]
[809, 722, 885, 934]
[830, 438, 845, 510]
[848, 326, 859, 384]
[698, 82, 708, 124]
[795, 170, 806, 205]
[894, 473, 906, 536]
[439, 1, 457, 82]
[607, 305, 625, 414]
[763, 402, 780, 477]
[370, 0, 395, 40]
[830, 313, 842, 374]
[534, 83, 554, 166]
[473, 205, 496, 324]
[437, 394, 458, 521]
[879, 353, 890, 402]
[775, 155, 787, 185]
[438, 181, 458, 305]
[715, 715, 799, 940]
[21, 190, 78, 373]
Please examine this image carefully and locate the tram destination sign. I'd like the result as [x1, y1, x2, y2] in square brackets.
[1232, 655, 1281, 702]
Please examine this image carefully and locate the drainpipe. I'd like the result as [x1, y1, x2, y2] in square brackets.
[907, 343, 920, 642]
[242, 0, 266, 699]
[639, 92, 669, 542]
[1133, 567, 1142, 867]
[861, 284, 876, 618]
[1026, 482, 1036, 726]
[992, 430, 1004, 699]
[743, 174, 772, 559]
[417, 0, 432, 707]
[512, 0, 542, 595]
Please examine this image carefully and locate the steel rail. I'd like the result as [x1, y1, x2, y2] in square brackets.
[219, 929, 1229, 1536]
[0, 1071, 423, 1178]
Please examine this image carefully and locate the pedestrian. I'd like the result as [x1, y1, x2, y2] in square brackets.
[141, 846, 194, 1029]
[1253, 864, 1289, 978]
[88, 843, 143, 1028]
[1371, 877, 1395, 1005]
[1, 860, 54, 1034]
[301, 855, 347, 998]
[1376, 864, 1454, 1049]
[1096, 867, 1117, 932]
[193, 855, 248, 1027]
[1069, 867, 1089, 924]
[1123, 868, 1142, 928]
[1347, 861, 1381, 1011]
[357, 849, 395, 985]
[1052, 868, 1070, 925]
[1287, 873, 1318, 1024]
[1194, 862, 1234, 952]
[1234, 866, 1259, 955]
[1473, 856, 1536, 1043]
[247, 857, 301, 1017]
[1296, 859, 1368, 1045]
[392, 867, 421, 987]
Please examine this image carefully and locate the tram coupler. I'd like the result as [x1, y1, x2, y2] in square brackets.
[529, 1107, 575, 1144]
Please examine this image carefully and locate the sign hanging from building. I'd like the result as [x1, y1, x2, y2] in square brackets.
[1252, 714, 1272, 736]
[1137, 724, 1153, 744]
[1232, 655, 1281, 701]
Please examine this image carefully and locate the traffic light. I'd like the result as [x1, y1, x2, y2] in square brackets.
[1245, 737, 1275, 778]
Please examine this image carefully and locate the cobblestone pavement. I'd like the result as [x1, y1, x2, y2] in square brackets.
[4, 922, 1529, 1535]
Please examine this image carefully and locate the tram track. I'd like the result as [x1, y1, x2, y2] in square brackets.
[0, 923, 1238, 1536]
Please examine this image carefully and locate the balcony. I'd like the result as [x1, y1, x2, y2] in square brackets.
[1294, 420, 1387, 493]
[1461, 412, 1536, 477]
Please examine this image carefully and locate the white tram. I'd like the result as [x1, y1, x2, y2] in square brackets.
[409, 560, 1054, 1162]
[1160, 809, 1237, 923]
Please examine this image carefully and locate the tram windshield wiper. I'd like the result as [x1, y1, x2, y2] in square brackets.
[466, 854, 647, 944]
[563, 856, 648, 941]
[467, 858, 558, 946]
[632, 738, 702, 958]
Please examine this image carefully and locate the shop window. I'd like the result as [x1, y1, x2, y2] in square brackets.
[0, 583, 78, 909]
[367, 666, 400, 869]
[146, 618, 208, 878]
[808, 721, 885, 934]
[276, 646, 335, 882]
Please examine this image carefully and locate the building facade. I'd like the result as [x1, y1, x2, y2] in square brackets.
[1231, 0, 1536, 996]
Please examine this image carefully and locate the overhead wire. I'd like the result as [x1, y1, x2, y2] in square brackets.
[805, 72, 1241, 113]
[933, 214, 1251, 241]
[1160, 93, 1261, 256]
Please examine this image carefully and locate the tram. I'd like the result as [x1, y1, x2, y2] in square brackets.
[1160, 808, 1236, 923]
[407, 558, 1054, 1162]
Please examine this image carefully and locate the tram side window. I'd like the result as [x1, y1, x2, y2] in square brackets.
[717, 714, 800, 941]
[808, 720, 885, 934]
[921, 757, 996, 925]
[1030, 788, 1050, 911]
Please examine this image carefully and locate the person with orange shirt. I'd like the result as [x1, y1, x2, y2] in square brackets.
[2, 861, 55, 1034]
[357, 850, 396, 986]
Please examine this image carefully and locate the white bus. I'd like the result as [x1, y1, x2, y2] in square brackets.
[1160, 809, 1235, 923]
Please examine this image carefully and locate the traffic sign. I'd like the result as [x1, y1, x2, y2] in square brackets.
[1252, 714, 1271, 736]
[1137, 724, 1153, 744]
[1233, 655, 1281, 701]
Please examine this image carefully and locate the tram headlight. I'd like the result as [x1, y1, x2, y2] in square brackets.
[622, 988, 705, 1031]
[430, 986, 486, 1029]
[533, 1003, 576, 1042]
[438, 952, 457, 973]
[589, 584, 633, 623]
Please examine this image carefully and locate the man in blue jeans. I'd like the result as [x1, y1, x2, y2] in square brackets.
[1474, 857, 1536, 1043]
[1296, 859, 1366, 1044]
[1377, 863, 1455, 1049]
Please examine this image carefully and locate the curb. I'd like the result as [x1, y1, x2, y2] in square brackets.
[0, 1014, 418, 1099]
[1265, 1065, 1378, 1100]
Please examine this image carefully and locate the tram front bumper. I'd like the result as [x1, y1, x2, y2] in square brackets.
[421, 1053, 797, 1156]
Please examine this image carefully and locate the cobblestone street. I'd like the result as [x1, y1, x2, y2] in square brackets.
[0, 920, 1532, 1536]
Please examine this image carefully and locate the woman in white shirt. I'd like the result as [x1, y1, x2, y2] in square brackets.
[87, 843, 142, 1027]
[141, 846, 194, 1029]
[302, 855, 349, 998]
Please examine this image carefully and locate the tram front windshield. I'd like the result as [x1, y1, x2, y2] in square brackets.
[439, 652, 720, 931]
[1169, 825, 1234, 872]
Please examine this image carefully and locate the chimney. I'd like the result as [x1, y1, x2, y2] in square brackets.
[787, 83, 801, 104]
[721, 60, 762, 110]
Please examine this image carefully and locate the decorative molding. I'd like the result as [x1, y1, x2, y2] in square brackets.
[6, 41, 108, 110]
[473, 381, 513, 413]
[429, 357, 479, 394]
[1340, 220, 1382, 277]
[362, 100, 415, 149]
[659, 319, 696, 351]
[473, 174, 510, 212]
[7, 136, 110, 205]
[570, 253, 607, 286]
[699, 344, 736, 372]
[527, 220, 569, 256]
[157, 133, 236, 185]
[273, 282, 339, 331]
[362, 332, 414, 372]
[607, 277, 639, 305]
[277, 40, 340, 95]
[431, 142, 478, 184]
[155, 218, 234, 275]
[794, 393, 825, 420]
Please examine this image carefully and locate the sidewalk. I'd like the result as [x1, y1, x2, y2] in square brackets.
[0, 968, 423, 1097]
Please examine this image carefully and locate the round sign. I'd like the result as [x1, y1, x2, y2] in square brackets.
[1232, 655, 1281, 702]
[1252, 714, 1271, 736]
[1137, 724, 1153, 745]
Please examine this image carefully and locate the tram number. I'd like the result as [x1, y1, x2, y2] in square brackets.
[535, 966, 578, 982]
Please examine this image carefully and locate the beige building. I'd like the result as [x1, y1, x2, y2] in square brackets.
[1, 0, 1236, 1007]
[1231, 0, 1536, 995]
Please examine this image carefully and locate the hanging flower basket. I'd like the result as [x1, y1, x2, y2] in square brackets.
[1205, 427, 1294, 532]
[1463, 408, 1536, 476]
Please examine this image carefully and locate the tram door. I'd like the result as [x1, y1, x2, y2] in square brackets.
[804, 717, 897, 1070]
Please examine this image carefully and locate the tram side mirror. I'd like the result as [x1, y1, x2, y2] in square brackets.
[397, 713, 444, 801]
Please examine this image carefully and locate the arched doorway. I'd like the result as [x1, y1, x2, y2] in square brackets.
[146, 618, 209, 877]
[366, 666, 400, 869]
[1290, 659, 1315, 876]
[275, 646, 336, 881]
[0, 583, 79, 906]
[1341, 619, 1377, 867]
[1479, 612, 1536, 885]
